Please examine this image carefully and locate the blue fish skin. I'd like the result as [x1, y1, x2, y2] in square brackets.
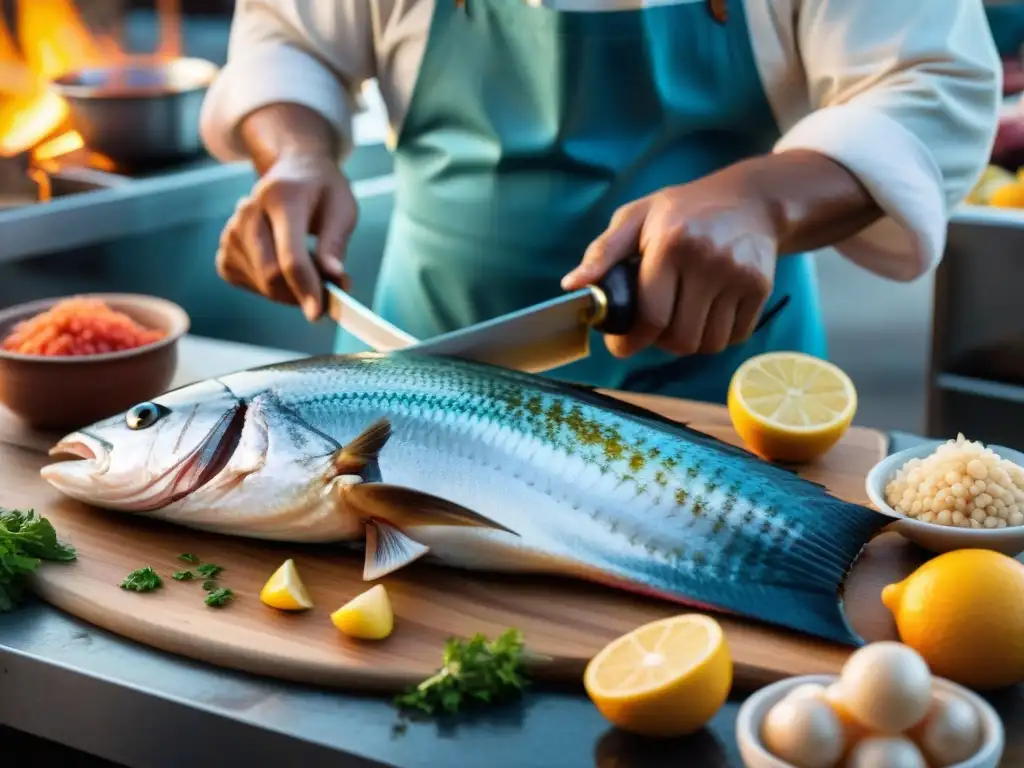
[230, 352, 891, 646]
[43, 351, 891, 647]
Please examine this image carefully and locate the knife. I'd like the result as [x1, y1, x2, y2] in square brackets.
[323, 257, 788, 375]
[401, 258, 641, 373]
[324, 282, 418, 351]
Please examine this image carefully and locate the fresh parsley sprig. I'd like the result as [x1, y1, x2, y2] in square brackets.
[196, 563, 222, 578]
[0, 508, 76, 612]
[123, 556, 232, 608]
[394, 628, 528, 715]
[120, 566, 162, 592]
[204, 587, 234, 607]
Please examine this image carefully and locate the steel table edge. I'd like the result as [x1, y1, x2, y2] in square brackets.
[0, 638, 395, 768]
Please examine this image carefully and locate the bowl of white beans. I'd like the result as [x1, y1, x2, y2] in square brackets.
[865, 434, 1024, 555]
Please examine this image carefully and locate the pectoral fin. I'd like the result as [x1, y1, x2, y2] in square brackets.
[364, 519, 430, 580]
[332, 418, 392, 481]
[345, 483, 517, 536]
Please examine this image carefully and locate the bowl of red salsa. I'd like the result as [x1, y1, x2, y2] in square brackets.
[0, 294, 190, 430]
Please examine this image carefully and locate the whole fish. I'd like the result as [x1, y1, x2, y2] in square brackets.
[41, 353, 890, 645]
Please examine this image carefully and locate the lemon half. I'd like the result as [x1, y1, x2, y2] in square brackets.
[727, 351, 857, 463]
[583, 614, 732, 737]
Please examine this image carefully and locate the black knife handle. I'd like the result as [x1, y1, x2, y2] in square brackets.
[592, 256, 641, 336]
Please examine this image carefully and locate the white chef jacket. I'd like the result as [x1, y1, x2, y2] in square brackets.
[199, 0, 1003, 282]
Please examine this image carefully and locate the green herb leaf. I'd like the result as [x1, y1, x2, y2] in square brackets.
[393, 628, 528, 716]
[120, 566, 162, 592]
[196, 563, 222, 578]
[204, 587, 234, 607]
[202, 580, 218, 591]
[177, 553, 199, 564]
[0, 508, 77, 612]
[172, 570, 194, 581]
[0, 508, 77, 561]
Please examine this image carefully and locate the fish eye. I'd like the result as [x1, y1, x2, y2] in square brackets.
[126, 402, 168, 430]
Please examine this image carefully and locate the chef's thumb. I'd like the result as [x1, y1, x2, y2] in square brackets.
[561, 202, 646, 291]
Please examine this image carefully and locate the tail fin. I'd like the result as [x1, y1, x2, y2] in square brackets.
[619, 496, 891, 647]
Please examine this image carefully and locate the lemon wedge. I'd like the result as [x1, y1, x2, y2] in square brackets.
[583, 614, 732, 737]
[259, 558, 314, 611]
[727, 351, 857, 463]
[330, 584, 394, 640]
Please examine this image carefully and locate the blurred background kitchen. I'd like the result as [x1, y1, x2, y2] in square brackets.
[1, 0, 1023, 443]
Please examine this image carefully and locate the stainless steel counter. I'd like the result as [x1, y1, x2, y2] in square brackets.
[2, 336, 981, 768]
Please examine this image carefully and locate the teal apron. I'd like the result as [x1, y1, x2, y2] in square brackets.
[985, 3, 1024, 57]
[336, 0, 827, 405]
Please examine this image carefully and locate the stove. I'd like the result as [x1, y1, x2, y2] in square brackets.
[0, 4, 393, 357]
[0, 2, 254, 263]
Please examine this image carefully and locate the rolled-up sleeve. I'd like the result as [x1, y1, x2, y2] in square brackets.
[199, 0, 376, 164]
[772, 0, 1002, 281]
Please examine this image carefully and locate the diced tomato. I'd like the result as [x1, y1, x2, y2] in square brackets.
[0, 298, 167, 357]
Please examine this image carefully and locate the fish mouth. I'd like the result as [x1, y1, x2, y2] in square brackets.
[41, 432, 111, 485]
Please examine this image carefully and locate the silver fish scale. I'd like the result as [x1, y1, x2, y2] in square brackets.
[222, 354, 845, 591]
[212, 353, 897, 645]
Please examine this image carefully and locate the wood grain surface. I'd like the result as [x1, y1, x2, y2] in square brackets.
[0, 341, 922, 694]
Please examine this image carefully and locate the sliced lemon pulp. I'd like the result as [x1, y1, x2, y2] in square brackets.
[583, 614, 732, 737]
[259, 558, 314, 611]
[330, 584, 394, 640]
[728, 351, 857, 463]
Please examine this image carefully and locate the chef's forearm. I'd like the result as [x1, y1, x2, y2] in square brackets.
[731, 149, 884, 256]
[239, 103, 342, 177]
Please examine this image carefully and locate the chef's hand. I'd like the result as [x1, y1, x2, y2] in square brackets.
[215, 151, 357, 322]
[561, 164, 778, 359]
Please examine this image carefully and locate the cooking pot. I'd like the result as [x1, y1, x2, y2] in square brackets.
[49, 57, 219, 168]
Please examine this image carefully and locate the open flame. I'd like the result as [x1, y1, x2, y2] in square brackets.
[0, 0, 182, 188]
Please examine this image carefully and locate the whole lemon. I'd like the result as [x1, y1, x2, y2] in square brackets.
[989, 181, 1024, 209]
[881, 549, 1024, 690]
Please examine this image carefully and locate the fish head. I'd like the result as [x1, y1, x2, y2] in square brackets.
[40, 379, 246, 511]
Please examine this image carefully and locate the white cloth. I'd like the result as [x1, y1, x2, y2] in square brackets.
[199, 0, 1003, 282]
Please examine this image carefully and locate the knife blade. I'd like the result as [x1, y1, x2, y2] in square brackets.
[322, 255, 788, 375]
[324, 282, 418, 351]
[401, 258, 640, 373]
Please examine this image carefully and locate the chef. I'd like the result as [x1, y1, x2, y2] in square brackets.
[199, 0, 1000, 404]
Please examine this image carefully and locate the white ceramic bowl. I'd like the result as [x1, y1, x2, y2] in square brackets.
[737, 674, 1004, 768]
[865, 440, 1024, 556]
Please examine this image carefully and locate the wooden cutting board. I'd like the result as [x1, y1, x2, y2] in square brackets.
[0, 368, 916, 694]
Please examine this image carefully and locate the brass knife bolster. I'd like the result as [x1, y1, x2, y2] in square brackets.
[587, 284, 609, 330]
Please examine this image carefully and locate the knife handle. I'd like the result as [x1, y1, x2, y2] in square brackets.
[592, 256, 640, 336]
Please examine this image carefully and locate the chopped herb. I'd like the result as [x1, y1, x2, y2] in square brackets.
[172, 570, 194, 581]
[177, 553, 199, 564]
[204, 587, 234, 607]
[196, 563, 222, 578]
[120, 566, 162, 592]
[0, 508, 76, 612]
[393, 628, 528, 715]
[202, 580, 218, 592]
